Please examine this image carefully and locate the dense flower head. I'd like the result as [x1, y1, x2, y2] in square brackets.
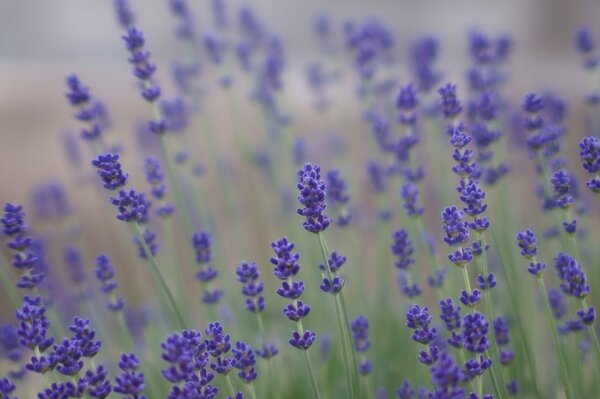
[458, 179, 488, 217]
[464, 354, 492, 379]
[15, 295, 54, 352]
[406, 305, 437, 345]
[516, 229, 538, 259]
[232, 341, 258, 383]
[555, 253, 590, 299]
[68, 317, 101, 358]
[366, 160, 388, 194]
[161, 329, 207, 383]
[391, 229, 415, 270]
[114, 352, 146, 398]
[462, 311, 490, 353]
[51, 337, 85, 376]
[110, 189, 147, 222]
[441, 206, 470, 246]
[438, 83, 462, 119]
[270, 237, 301, 279]
[297, 163, 331, 233]
[325, 169, 350, 205]
[440, 298, 462, 331]
[92, 153, 129, 191]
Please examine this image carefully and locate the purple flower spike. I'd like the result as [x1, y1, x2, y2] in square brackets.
[114, 352, 146, 398]
[516, 229, 538, 259]
[297, 163, 331, 233]
[91, 153, 129, 191]
[236, 261, 265, 314]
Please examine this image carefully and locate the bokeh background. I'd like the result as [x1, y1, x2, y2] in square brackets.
[1, 1, 600, 397]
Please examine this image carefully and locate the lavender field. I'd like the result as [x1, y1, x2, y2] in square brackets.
[0, 1, 599, 398]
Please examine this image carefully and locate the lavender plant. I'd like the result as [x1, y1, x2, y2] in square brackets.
[1, 3, 600, 399]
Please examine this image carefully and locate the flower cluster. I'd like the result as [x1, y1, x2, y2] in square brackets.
[350, 315, 372, 375]
[65, 75, 108, 142]
[297, 163, 331, 233]
[144, 157, 175, 217]
[235, 261, 265, 313]
[95, 255, 125, 312]
[578, 136, 600, 193]
[271, 237, 316, 350]
[1, 203, 44, 289]
[325, 169, 351, 226]
[192, 232, 223, 305]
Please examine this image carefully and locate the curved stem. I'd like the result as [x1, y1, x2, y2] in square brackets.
[133, 222, 186, 329]
[538, 277, 574, 399]
[225, 375, 237, 398]
[301, 346, 322, 399]
[317, 232, 359, 399]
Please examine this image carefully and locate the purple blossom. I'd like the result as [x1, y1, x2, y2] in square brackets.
[297, 163, 331, 233]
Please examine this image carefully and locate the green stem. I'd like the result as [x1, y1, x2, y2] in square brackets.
[164, 217, 188, 317]
[247, 383, 257, 399]
[538, 277, 574, 399]
[488, 225, 541, 398]
[34, 346, 51, 387]
[317, 232, 359, 399]
[301, 345, 322, 399]
[133, 222, 186, 329]
[225, 375, 237, 398]
[582, 298, 600, 367]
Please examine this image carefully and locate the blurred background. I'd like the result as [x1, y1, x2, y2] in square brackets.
[1, 0, 600, 195]
[1, 1, 600, 397]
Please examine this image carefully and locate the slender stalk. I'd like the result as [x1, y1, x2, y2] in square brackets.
[582, 298, 600, 366]
[477, 375, 483, 398]
[225, 375, 237, 398]
[538, 277, 574, 399]
[247, 383, 257, 399]
[317, 232, 359, 399]
[301, 345, 322, 399]
[164, 217, 188, 317]
[488, 225, 541, 398]
[133, 222, 186, 329]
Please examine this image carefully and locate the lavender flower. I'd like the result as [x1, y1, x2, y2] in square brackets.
[351, 315, 372, 375]
[516, 229, 538, 259]
[0, 377, 16, 399]
[406, 305, 437, 345]
[326, 169, 351, 226]
[578, 136, 600, 193]
[391, 229, 415, 270]
[297, 163, 331, 233]
[193, 232, 223, 305]
[550, 170, 574, 209]
[462, 311, 490, 353]
[438, 83, 462, 120]
[114, 0, 135, 29]
[429, 351, 466, 399]
[114, 352, 146, 398]
[16, 296, 54, 371]
[235, 261, 265, 313]
[271, 237, 316, 350]
[144, 157, 175, 217]
[95, 254, 124, 312]
[205, 322, 236, 375]
[400, 183, 424, 217]
[65, 75, 106, 142]
[232, 341, 258, 383]
[1, 203, 44, 289]
[122, 27, 167, 134]
[555, 253, 590, 299]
